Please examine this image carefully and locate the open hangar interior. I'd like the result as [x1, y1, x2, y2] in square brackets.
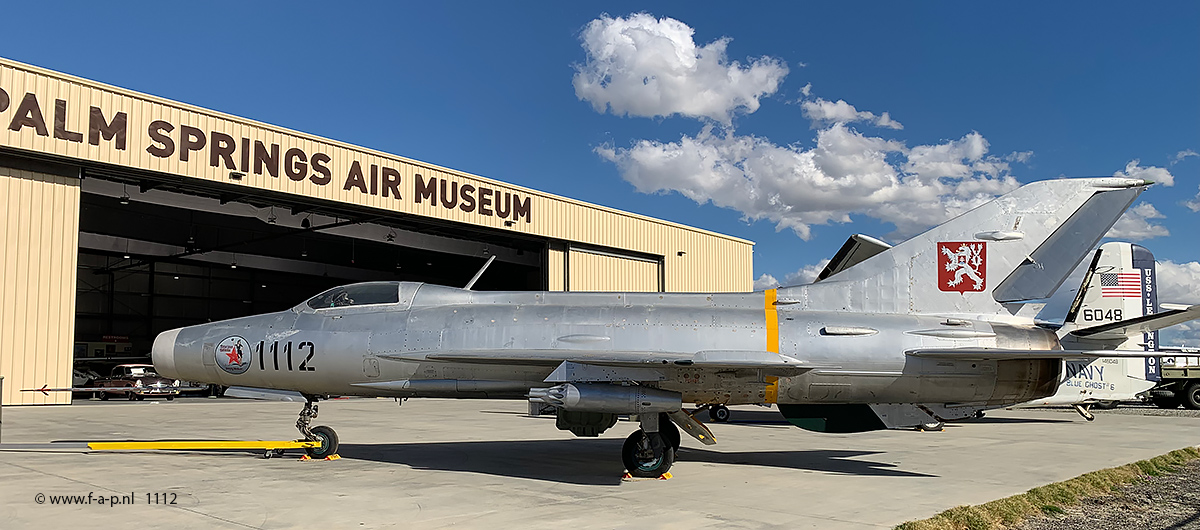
[0, 57, 754, 405]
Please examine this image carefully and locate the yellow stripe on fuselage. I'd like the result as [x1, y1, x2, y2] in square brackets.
[764, 289, 780, 404]
[765, 288, 779, 353]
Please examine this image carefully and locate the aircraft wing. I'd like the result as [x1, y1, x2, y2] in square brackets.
[1067, 304, 1200, 341]
[379, 350, 827, 376]
[906, 348, 1155, 360]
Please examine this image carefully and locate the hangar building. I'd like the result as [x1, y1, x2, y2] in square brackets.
[0, 57, 754, 405]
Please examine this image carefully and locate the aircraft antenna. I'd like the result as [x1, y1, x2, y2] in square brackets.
[464, 255, 497, 290]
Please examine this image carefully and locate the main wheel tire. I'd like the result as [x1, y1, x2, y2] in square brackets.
[166, 395, 175, 401]
[1093, 400, 1120, 410]
[98, 391, 109, 401]
[622, 430, 675, 478]
[917, 422, 944, 431]
[1182, 382, 1200, 410]
[659, 413, 681, 452]
[709, 405, 731, 423]
[305, 425, 340, 458]
[126, 391, 137, 401]
[1152, 395, 1181, 409]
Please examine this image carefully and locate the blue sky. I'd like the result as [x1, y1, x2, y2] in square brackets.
[6, 2, 1199, 336]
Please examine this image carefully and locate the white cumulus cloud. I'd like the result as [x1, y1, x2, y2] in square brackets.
[1113, 160, 1174, 187]
[1171, 149, 1198, 165]
[753, 259, 832, 290]
[801, 98, 903, 130]
[1106, 202, 1169, 240]
[1157, 260, 1200, 304]
[753, 273, 780, 290]
[597, 124, 1021, 240]
[1156, 260, 1200, 345]
[573, 13, 788, 124]
[1188, 189, 1200, 212]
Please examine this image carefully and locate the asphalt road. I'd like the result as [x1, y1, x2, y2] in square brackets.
[0, 398, 1196, 529]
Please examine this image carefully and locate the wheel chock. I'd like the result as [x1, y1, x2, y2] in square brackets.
[298, 454, 340, 462]
[621, 471, 673, 482]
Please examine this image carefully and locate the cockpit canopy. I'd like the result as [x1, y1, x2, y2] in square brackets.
[306, 282, 401, 309]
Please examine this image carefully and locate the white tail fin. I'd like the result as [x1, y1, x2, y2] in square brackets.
[1061, 242, 1158, 344]
[1058, 242, 1188, 382]
[782, 177, 1150, 315]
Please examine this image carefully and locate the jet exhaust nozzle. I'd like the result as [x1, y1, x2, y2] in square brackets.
[528, 383, 681, 414]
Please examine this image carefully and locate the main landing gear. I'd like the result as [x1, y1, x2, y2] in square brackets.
[297, 396, 339, 458]
[621, 413, 681, 478]
[709, 404, 731, 423]
[1072, 403, 1096, 422]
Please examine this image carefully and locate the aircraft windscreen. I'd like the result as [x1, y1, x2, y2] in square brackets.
[307, 282, 400, 309]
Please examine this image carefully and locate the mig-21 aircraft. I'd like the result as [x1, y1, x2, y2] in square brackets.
[152, 177, 1200, 477]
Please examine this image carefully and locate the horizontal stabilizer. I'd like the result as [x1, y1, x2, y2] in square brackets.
[907, 348, 1155, 360]
[816, 234, 892, 282]
[1068, 304, 1200, 341]
[1157, 345, 1200, 354]
[379, 350, 827, 375]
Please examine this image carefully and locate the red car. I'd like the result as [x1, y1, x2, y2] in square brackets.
[92, 364, 180, 401]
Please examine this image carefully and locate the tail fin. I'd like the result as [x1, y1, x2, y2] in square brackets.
[1059, 242, 1200, 382]
[784, 177, 1150, 315]
[1061, 242, 1158, 346]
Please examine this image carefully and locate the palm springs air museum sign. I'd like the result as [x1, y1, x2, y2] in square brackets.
[0, 58, 535, 231]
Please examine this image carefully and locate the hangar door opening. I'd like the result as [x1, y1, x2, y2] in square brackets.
[70, 169, 546, 368]
[567, 246, 663, 292]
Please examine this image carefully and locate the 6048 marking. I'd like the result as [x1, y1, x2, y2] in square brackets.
[1081, 308, 1122, 322]
[254, 340, 316, 371]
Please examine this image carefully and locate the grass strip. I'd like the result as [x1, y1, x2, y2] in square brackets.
[895, 446, 1200, 530]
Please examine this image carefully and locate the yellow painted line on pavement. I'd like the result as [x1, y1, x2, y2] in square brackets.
[86, 440, 318, 451]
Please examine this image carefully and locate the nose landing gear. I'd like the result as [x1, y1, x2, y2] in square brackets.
[297, 397, 340, 457]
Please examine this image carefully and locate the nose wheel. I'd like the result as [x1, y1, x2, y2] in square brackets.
[297, 398, 340, 457]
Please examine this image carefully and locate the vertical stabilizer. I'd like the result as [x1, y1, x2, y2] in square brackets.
[779, 178, 1150, 316]
[1060, 241, 1161, 382]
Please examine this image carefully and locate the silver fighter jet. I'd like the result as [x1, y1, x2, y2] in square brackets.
[152, 177, 1190, 477]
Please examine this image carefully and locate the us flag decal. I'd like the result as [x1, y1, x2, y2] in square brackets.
[1100, 272, 1142, 298]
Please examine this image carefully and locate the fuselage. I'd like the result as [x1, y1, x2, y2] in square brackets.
[153, 282, 1062, 408]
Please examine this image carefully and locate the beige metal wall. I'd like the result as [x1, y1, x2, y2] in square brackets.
[0, 167, 79, 405]
[568, 249, 660, 292]
[547, 246, 566, 291]
[0, 57, 752, 293]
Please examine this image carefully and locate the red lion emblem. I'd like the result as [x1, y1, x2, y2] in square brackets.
[938, 242, 986, 292]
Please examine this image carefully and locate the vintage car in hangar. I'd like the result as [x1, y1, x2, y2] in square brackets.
[92, 364, 181, 400]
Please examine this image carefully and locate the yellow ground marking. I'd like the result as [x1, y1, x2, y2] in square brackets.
[86, 440, 319, 451]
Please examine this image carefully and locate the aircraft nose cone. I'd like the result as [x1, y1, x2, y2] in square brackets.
[152, 328, 183, 378]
